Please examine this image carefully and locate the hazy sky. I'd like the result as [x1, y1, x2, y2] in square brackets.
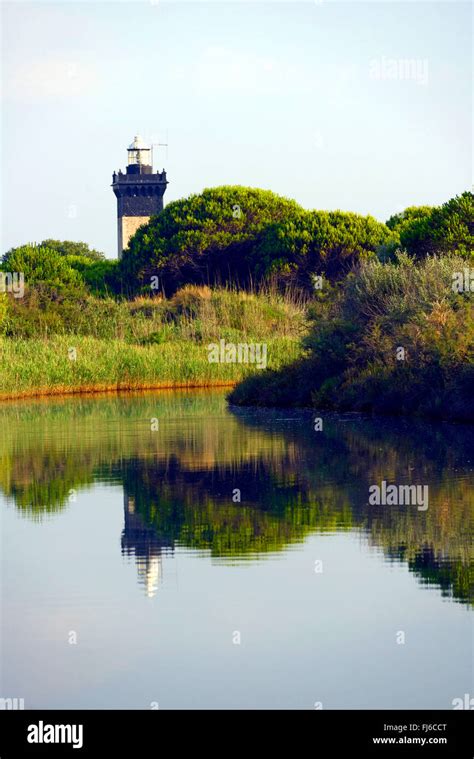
[1, 1, 472, 258]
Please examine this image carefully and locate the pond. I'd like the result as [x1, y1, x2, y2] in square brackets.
[0, 390, 472, 709]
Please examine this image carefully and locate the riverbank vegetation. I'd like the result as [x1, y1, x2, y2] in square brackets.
[0, 286, 305, 398]
[1, 187, 472, 413]
[229, 253, 474, 421]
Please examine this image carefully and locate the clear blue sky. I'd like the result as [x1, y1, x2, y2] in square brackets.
[1, 1, 472, 258]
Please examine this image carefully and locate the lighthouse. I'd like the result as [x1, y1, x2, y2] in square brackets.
[112, 135, 168, 258]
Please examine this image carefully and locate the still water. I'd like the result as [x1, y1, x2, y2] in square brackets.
[1, 390, 472, 709]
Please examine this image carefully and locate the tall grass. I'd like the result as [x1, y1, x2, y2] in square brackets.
[3, 284, 308, 342]
[0, 286, 306, 398]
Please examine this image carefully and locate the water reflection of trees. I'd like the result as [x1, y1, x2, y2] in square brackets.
[0, 392, 471, 604]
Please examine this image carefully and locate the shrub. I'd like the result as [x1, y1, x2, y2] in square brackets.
[40, 239, 105, 261]
[66, 257, 121, 295]
[230, 253, 474, 421]
[1, 244, 85, 291]
[252, 210, 398, 288]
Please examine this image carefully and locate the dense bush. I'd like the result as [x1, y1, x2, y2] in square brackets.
[386, 205, 433, 234]
[386, 192, 473, 259]
[121, 186, 396, 294]
[121, 186, 304, 294]
[252, 209, 398, 287]
[39, 239, 105, 261]
[230, 253, 474, 421]
[65, 256, 121, 295]
[1, 244, 85, 290]
[1, 242, 120, 297]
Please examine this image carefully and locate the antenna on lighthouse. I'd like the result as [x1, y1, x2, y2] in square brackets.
[151, 131, 168, 171]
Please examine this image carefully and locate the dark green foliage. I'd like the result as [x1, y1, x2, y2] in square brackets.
[387, 192, 474, 259]
[66, 257, 121, 295]
[1, 242, 119, 297]
[1, 244, 85, 290]
[40, 239, 105, 261]
[252, 209, 398, 288]
[121, 186, 303, 294]
[386, 205, 433, 233]
[120, 186, 396, 294]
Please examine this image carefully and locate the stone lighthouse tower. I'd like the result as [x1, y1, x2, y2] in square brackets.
[112, 135, 168, 258]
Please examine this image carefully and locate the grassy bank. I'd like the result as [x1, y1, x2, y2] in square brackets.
[2, 253, 473, 417]
[0, 334, 303, 399]
[0, 286, 306, 398]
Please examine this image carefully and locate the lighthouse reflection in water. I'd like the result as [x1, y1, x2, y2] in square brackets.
[122, 493, 172, 598]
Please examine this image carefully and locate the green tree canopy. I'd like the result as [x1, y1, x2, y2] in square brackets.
[1, 244, 84, 289]
[2, 242, 119, 296]
[120, 186, 396, 294]
[121, 186, 304, 293]
[386, 205, 434, 233]
[65, 256, 120, 295]
[388, 192, 474, 258]
[253, 209, 397, 287]
[40, 239, 105, 261]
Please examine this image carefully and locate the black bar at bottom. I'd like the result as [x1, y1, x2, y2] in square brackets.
[0, 709, 472, 757]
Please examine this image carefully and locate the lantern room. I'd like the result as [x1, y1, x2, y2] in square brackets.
[126, 135, 152, 174]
